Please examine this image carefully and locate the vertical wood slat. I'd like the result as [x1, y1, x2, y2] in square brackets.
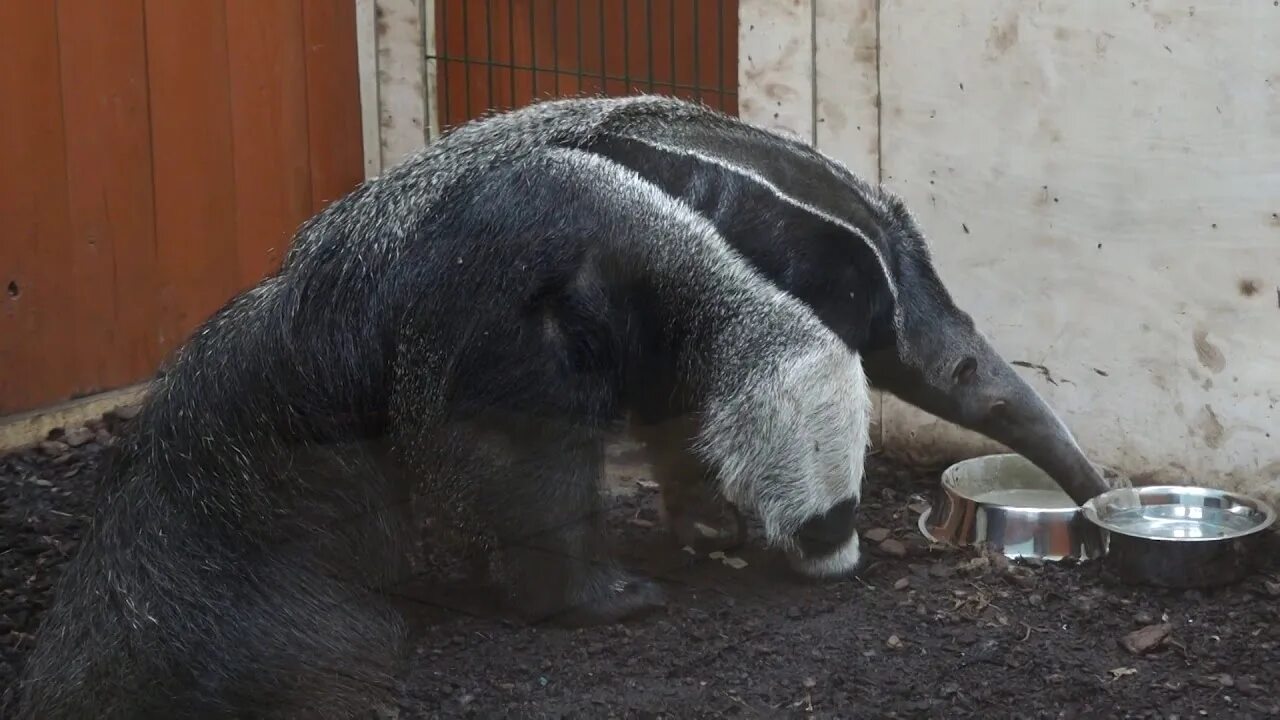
[226, 0, 313, 288]
[302, 0, 368, 214]
[56, 0, 159, 396]
[0, 2, 75, 413]
[719, 0, 738, 113]
[144, 0, 240, 358]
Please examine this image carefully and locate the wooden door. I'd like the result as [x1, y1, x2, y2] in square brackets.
[0, 0, 365, 416]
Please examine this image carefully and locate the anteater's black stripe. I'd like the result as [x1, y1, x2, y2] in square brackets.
[615, 120, 893, 254]
[581, 133, 898, 356]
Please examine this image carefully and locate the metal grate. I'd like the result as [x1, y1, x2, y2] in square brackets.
[429, 0, 738, 136]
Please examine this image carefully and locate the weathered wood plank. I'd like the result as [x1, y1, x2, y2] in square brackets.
[303, 0, 368, 212]
[226, 0, 314, 288]
[145, 0, 241, 356]
[0, 2, 76, 414]
[878, 0, 1280, 503]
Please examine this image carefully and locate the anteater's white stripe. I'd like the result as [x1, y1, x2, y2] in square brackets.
[613, 133, 899, 305]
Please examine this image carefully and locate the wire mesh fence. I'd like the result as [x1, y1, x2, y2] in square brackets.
[430, 0, 738, 134]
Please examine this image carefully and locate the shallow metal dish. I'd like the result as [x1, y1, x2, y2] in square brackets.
[1081, 485, 1276, 588]
[918, 453, 1104, 561]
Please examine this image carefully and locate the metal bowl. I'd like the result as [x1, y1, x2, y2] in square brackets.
[1081, 485, 1276, 588]
[918, 453, 1104, 561]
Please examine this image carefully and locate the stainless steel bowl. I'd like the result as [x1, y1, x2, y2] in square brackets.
[918, 453, 1104, 561]
[1082, 485, 1276, 588]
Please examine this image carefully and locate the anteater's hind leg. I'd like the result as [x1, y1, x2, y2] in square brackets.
[389, 313, 666, 627]
[395, 411, 666, 627]
[198, 557, 412, 720]
[13, 492, 414, 720]
[181, 446, 418, 720]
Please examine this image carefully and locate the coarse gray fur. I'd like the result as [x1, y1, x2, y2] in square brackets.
[505, 94, 1109, 509]
[13, 99, 873, 719]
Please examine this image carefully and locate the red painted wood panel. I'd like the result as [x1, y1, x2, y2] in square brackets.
[227, 0, 314, 287]
[577, 0, 607, 98]
[302, 0, 367, 213]
[599, 0, 627, 97]
[144, 0, 241, 358]
[437, 0, 472, 127]
[482, 0, 517, 112]
[0, 2, 76, 413]
[2, 0, 366, 416]
[465, 1, 495, 118]
[56, 0, 159, 397]
[530, 1, 558, 100]
[11, 2, 731, 415]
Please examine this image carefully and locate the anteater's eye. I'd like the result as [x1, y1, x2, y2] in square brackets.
[953, 356, 978, 384]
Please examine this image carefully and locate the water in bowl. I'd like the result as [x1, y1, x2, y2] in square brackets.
[1103, 504, 1256, 539]
[972, 488, 1077, 509]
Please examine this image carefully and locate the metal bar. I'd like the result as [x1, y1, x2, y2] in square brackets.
[528, 0, 537, 97]
[669, 0, 677, 95]
[440, 0, 450, 128]
[552, 0, 560, 95]
[431, 53, 733, 95]
[622, 0, 631, 93]
[717, 0, 725, 109]
[575, 0, 584, 95]
[485, 0, 495, 110]
[598, 0, 607, 94]
[508, 0, 517, 107]
[462, 0, 473, 118]
[645, 0, 654, 92]
[692, 0, 700, 103]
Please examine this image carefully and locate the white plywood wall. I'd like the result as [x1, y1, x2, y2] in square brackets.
[356, 0, 432, 178]
[740, 0, 1280, 506]
[738, 0, 880, 195]
[739, 0, 888, 444]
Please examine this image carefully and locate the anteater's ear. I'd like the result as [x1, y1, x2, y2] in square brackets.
[592, 125, 903, 354]
[838, 213, 899, 311]
[808, 219, 901, 353]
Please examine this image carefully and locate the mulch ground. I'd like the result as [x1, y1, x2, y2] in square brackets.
[3, 413, 1278, 718]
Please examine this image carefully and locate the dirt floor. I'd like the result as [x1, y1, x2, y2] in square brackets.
[3, 414, 1279, 718]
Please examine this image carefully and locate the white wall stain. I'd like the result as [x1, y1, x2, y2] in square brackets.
[814, 0, 879, 180]
[875, 0, 1280, 507]
[741, 0, 1280, 508]
[738, 0, 815, 142]
[811, 0, 884, 445]
[373, 0, 427, 171]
